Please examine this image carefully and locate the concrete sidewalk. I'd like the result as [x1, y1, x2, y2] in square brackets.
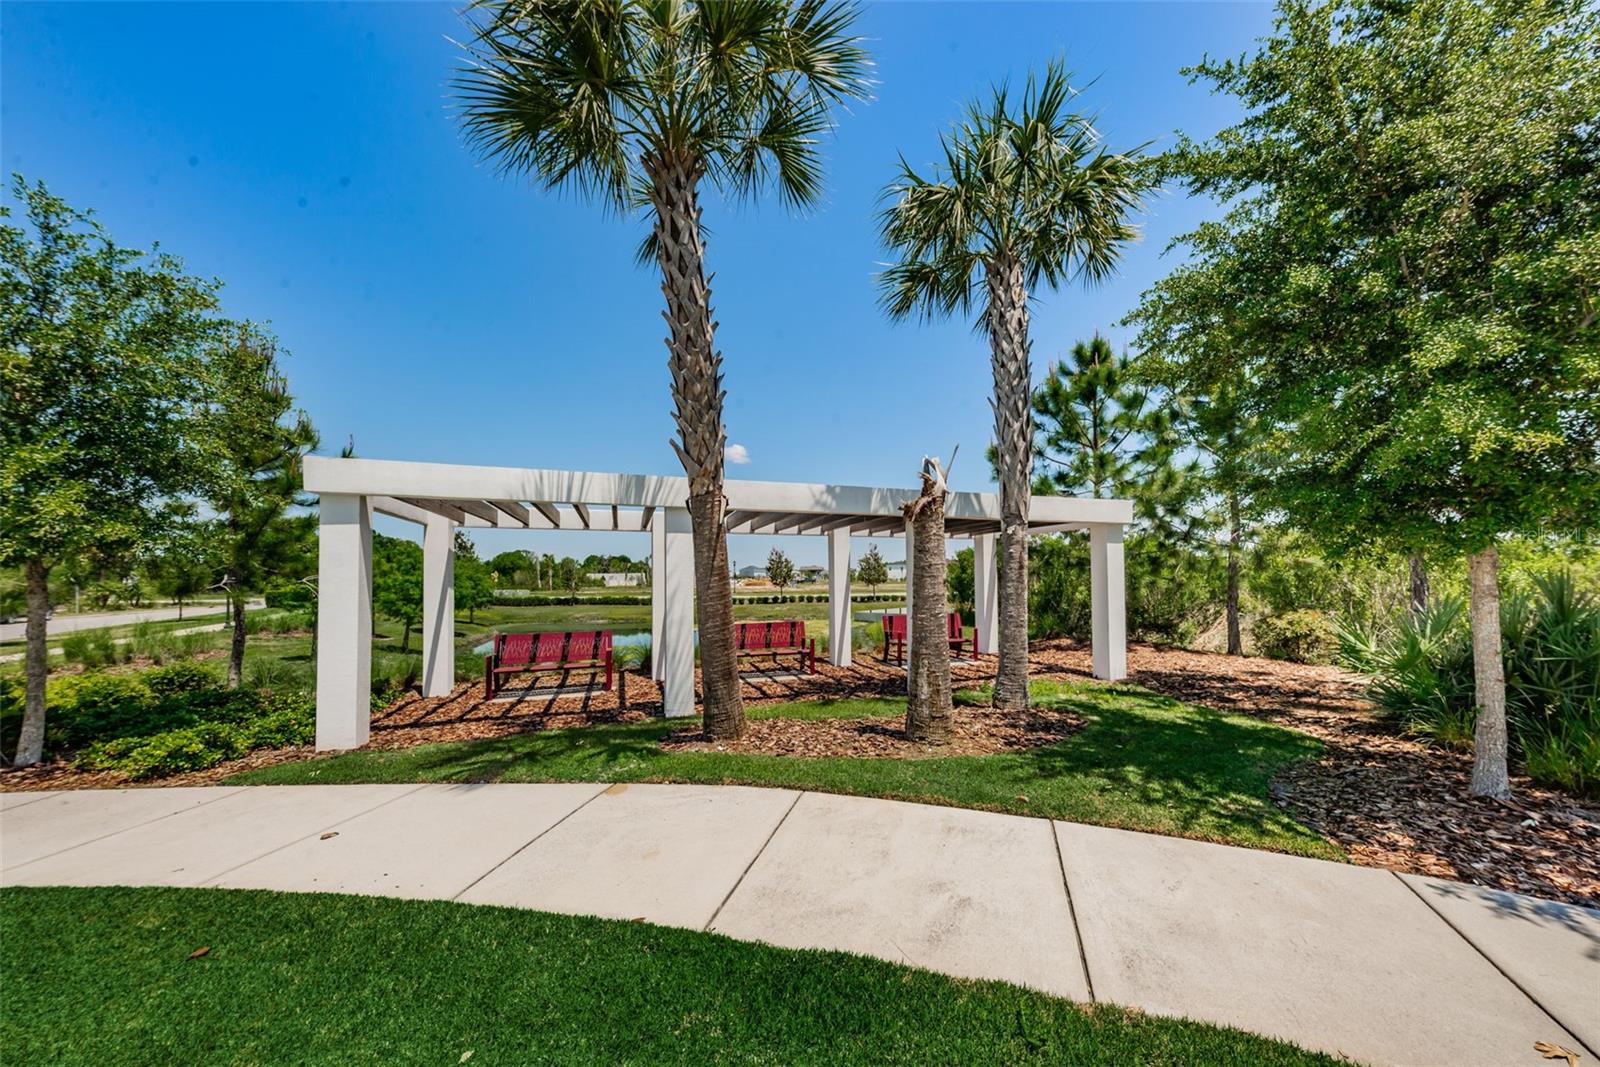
[2, 784, 1595, 1066]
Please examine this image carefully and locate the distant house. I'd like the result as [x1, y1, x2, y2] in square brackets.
[885, 560, 907, 581]
[590, 572, 645, 587]
[736, 565, 767, 579]
[797, 564, 827, 582]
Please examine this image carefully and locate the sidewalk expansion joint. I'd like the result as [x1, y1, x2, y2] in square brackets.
[6, 785, 246, 872]
[449, 783, 612, 902]
[1391, 870, 1595, 1061]
[703, 789, 805, 933]
[1052, 821, 1096, 1003]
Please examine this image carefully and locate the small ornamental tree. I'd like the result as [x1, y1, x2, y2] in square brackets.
[372, 534, 423, 654]
[196, 324, 318, 688]
[856, 545, 889, 597]
[766, 548, 795, 599]
[1, 177, 219, 766]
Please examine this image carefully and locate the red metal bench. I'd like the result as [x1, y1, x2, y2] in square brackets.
[734, 620, 816, 674]
[484, 630, 613, 698]
[881, 612, 970, 665]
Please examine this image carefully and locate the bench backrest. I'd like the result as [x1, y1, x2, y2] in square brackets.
[498, 630, 612, 666]
[735, 620, 806, 650]
[882, 614, 962, 640]
[498, 632, 534, 668]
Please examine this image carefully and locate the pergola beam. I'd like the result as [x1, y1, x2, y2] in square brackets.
[454, 499, 503, 526]
[529, 500, 562, 527]
[402, 498, 468, 524]
[572, 502, 592, 529]
[489, 499, 531, 526]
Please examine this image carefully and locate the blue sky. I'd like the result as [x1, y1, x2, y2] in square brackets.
[3, 1, 1271, 566]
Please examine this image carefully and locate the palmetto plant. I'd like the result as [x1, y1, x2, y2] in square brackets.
[878, 63, 1145, 711]
[457, 0, 870, 739]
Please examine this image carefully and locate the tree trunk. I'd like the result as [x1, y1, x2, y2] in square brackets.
[227, 591, 247, 689]
[1467, 547, 1510, 799]
[1408, 554, 1429, 615]
[905, 465, 953, 742]
[1226, 489, 1242, 656]
[401, 621, 412, 654]
[648, 151, 744, 739]
[14, 560, 51, 767]
[986, 252, 1033, 711]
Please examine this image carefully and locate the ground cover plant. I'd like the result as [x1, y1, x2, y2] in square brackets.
[232, 680, 1337, 859]
[0, 885, 1338, 1066]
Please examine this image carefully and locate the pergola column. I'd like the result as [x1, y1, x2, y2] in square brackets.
[974, 533, 998, 655]
[421, 514, 455, 698]
[315, 493, 372, 750]
[650, 513, 666, 682]
[1090, 523, 1128, 680]
[659, 506, 695, 717]
[827, 528, 852, 667]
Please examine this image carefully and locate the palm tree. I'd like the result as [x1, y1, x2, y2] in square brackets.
[457, 0, 870, 739]
[877, 63, 1144, 711]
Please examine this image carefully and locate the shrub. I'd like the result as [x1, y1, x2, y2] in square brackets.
[1339, 572, 1600, 796]
[1253, 610, 1337, 665]
[144, 661, 218, 697]
[74, 693, 313, 780]
[61, 629, 120, 669]
[47, 673, 156, 747]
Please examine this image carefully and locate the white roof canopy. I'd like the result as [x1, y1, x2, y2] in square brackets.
[302, 456, 1134, 538]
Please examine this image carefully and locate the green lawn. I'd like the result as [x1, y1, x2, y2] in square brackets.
[232, 680, 1340, 859]
[0, 886, 1336, 1066]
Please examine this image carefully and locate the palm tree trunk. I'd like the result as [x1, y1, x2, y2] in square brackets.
[14, 560, 51, 767]
[647, 151, 744, 739]
[1408, 554, 1429, 615]
[227, 591, 247, 689]
[904, 468, 953, 742]
[1467, 546, 1511, 799]
[986, 252, 1033, 711]
[1226, 489, 1242, 656]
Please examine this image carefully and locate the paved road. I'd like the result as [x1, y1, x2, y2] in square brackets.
[0, 601, 264, 643]
[2, 784, 1595, 1066]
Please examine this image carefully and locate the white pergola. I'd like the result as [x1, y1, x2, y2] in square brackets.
[304, 456, 1133, 750]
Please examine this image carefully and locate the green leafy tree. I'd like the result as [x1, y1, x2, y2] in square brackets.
[144, 517, 216, 620]
[453, 533, 493, 624]
[487, 549, 534, 588]
[878, 64, 1146, 712]
[1140, 0, 1600, 797]
[856, 544, 889, 596]
[372, 534, 423, 654]
[456, 0, 871, 741]
[196, 325, 318, 688]
[1, 177, 219, 766]
[946, 546, 975, 617]
[766, 548, 795, 599]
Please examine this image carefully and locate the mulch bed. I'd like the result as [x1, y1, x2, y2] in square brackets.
[6, 638, 1597, 907]
[661, 701, 1084, 759]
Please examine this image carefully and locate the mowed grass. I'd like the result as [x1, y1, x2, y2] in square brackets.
[233, 680, 1340, 859]
[0, 886, 1338, 1066]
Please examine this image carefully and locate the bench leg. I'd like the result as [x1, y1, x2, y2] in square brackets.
[605, 652, 613, 692]
[484, 657, 494, 699]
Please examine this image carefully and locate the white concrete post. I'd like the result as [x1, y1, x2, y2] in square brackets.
[974, 533, 999, 655]
[421, 514, 456, 698]
[650, 514, 667, 681]
[827, 528, 852, 667]
[315, 493, 373, 750]
[1090, 524, 1128, 681]
[659, 506, 696, 717]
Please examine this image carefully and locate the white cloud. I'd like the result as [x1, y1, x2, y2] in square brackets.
[725, 443, 751, 465]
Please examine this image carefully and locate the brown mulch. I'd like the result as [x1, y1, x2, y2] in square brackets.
[662, 701, 1084, 758]
[5, 638, 1597, 907]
